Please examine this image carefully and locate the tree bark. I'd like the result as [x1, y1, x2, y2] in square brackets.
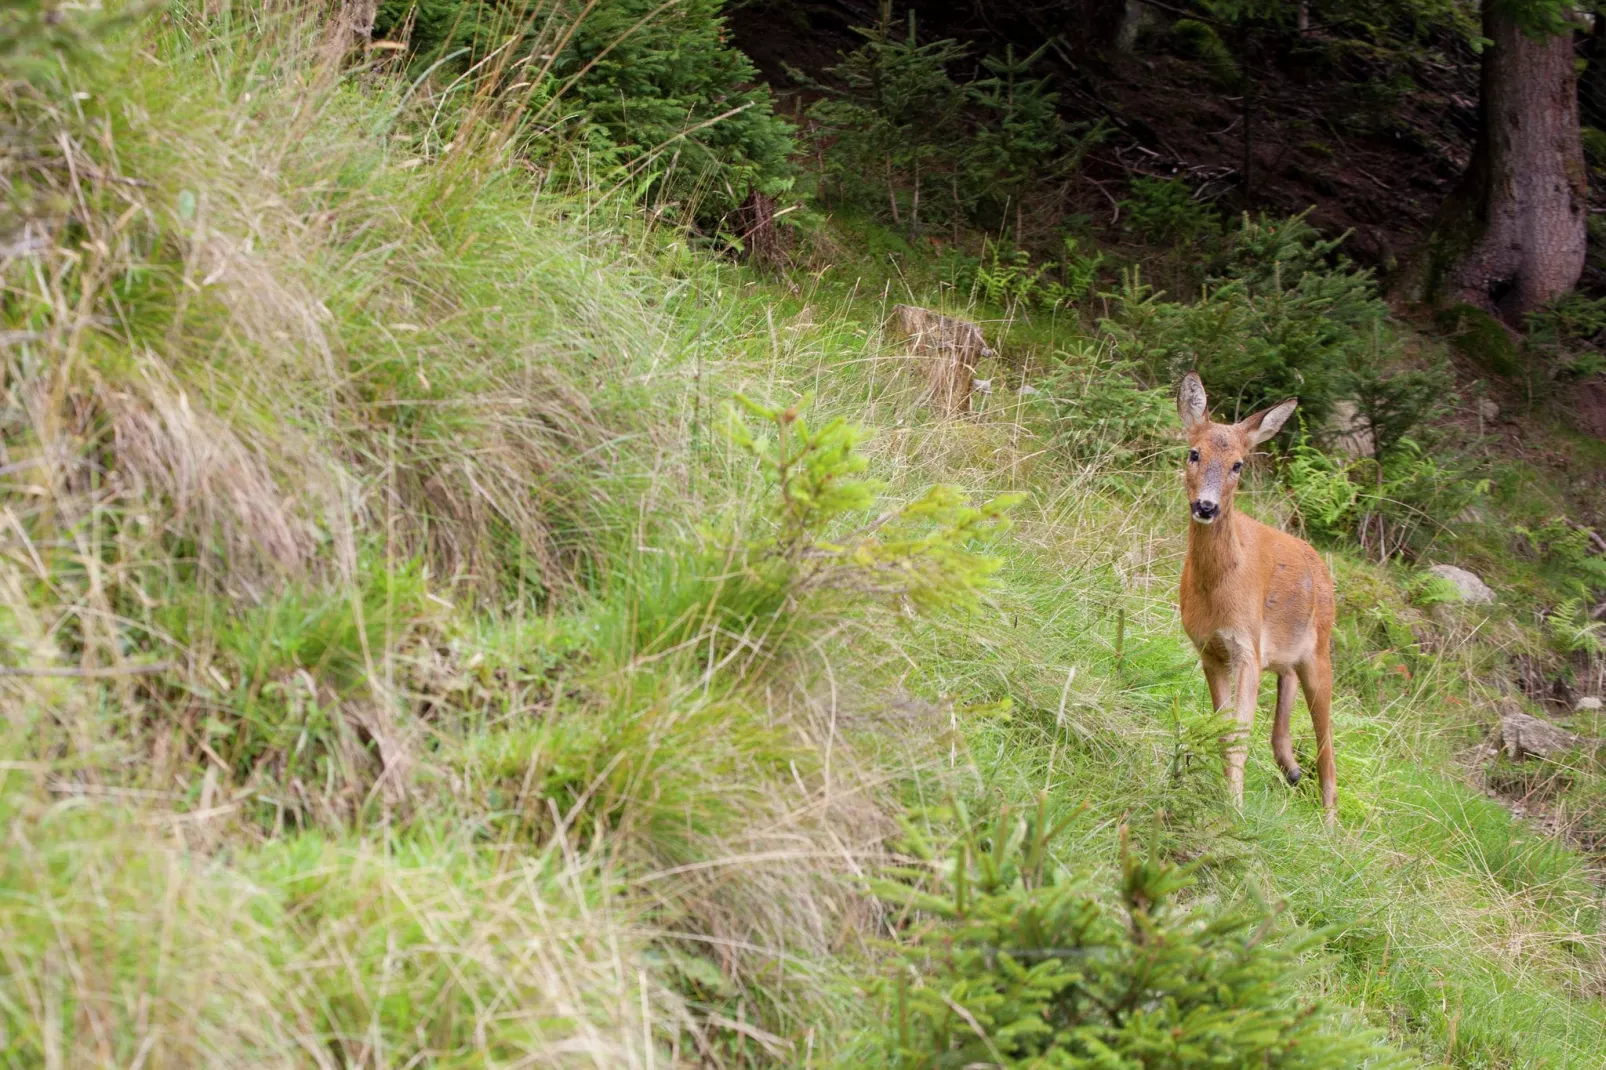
[1417, 6, 1587, 321]
[734, 189, 785, 273]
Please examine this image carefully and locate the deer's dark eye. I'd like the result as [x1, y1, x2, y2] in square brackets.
[1231, 461, 1243, 474]
[1187, 449, 1200, 464]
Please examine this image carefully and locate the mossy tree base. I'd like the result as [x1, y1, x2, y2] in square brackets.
[1410, 5, 1587, 325]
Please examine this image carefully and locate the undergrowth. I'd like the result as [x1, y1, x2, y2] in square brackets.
[3, 2, 1606, 1068]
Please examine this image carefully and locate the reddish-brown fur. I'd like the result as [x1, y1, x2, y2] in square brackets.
[1176, 372, 1337, 822]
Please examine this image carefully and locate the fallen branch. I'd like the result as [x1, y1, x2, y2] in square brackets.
[1561, 517, 1606, 555]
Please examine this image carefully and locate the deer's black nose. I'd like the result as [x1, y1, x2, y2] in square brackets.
[1191, 499, 1219, 521]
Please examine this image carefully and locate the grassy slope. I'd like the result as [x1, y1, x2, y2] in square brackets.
[3, 6, 1606, 1067]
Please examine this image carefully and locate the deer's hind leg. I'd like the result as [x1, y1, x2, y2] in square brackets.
[1296, 653, 1337, 823]
[1271, 672, 1302, 786]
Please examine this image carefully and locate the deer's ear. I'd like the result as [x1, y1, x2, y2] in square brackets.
[1241, 397, 1298, 446]
[1177, 372, 1208, 430]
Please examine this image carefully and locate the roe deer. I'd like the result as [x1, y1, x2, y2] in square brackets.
[1176, 372, 1337, 822]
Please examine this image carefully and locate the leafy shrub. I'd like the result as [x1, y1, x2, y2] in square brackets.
[805, 7, 1100, 238]
[806, 7, 968, 231]
[1527, 292, 1606, 346]
[374, 0, 795, 220]
[608, 394, 1018, 679]
[949, 237, 1104, 311]
[1218, 210, 1342, 284]
[1581, 125, 1606, 173]
[961, 45, 1106, 236]
[869, 811, 1403, 1068]
[1284, 437, 1489, 562]
[1514, 517, 1606, 601]
[1100, 269, 1358, 430]
[722, 394, 1020, 613]
[553, 0, 794, 213]
[1338, 359, 1455, 461]
[1526, 292, 1606, 382]
[964, 44, 1065, 224]
[1170, 18, 1240, 86]
[1102, 213, 1439, 438]
[1035, 341, 1176, 462]
[1592, 211, 1606, 259]
[1119, 177, 1221, 247]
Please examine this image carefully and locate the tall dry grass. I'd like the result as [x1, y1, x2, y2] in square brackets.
[7, 2, 1606, 1068]
[1, 2, 909, 1063]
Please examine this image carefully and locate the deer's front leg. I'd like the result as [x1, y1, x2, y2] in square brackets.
[1223, 643, 1260, 808]
[1201, 653, 1231, 715]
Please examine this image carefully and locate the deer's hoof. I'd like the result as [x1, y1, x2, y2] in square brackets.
[1285, 767, 1302, 787]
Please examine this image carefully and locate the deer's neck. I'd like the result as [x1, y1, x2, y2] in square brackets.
[1186, 509, 1245, 585]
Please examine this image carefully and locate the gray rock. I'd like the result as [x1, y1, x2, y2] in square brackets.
[1578, 696, 1604, 713]
[1478, 397, 1501, 423]
[1327, 400, 1375, 458]
[1496, 705, 1579, 761]
[1427, 564, 1495, 605]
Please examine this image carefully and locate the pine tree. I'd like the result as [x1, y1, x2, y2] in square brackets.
[373, 0, 794, 223]
[872, 803, 1406, 1067]
[963, 44, 1066, 241]
[807, 2, 967, 236]
[548, 0, 794, 219]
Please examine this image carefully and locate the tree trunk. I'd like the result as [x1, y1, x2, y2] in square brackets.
[1418, 6, 1587, 321]
[1240, 31, 1254, 203]
[734, 189, 785, 274]
[889, 304, 993, 417]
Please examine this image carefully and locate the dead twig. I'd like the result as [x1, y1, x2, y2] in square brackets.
[0, 662, 173, 679]
[1561, 517, 1606, 556]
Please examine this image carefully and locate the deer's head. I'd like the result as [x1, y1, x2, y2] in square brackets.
[1176, 372, 1297, 525]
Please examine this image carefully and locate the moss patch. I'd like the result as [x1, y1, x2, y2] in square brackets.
[1435, 303, 1523, 378]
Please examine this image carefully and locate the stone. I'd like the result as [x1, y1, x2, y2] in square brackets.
[972, 378, 993, 395]
[1477, 397, 1500, 423]
[1495, 704, 1580, 761]
[1018, 383, 1039, 396]
[1578, 696, 1604, 713]
[888, 304, 994, 416]
[1327, 400, 1374, 458]
[1427, 564, 1495, 605]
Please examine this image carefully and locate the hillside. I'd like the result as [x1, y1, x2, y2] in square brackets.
[729, 0, 1484, 274]
[4, 2, 1606, 1068]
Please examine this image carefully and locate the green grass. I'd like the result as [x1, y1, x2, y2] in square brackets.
[4, 2, 1606, 1067]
